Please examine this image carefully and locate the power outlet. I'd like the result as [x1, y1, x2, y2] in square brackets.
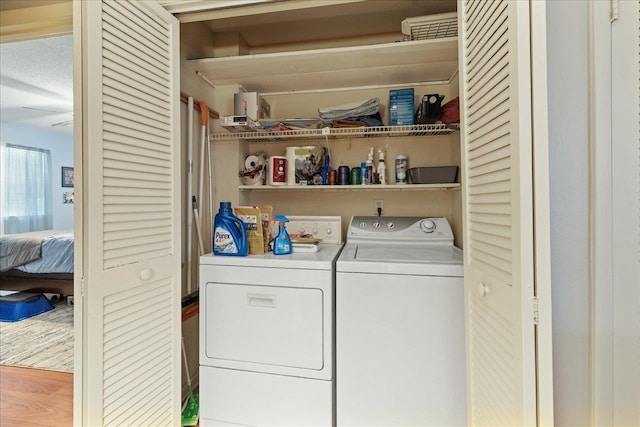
[374, 199, 384, 216]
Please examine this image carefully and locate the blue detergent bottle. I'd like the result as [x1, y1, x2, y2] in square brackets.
[213, 202, 248, 256]
[273, 215, 292, 255]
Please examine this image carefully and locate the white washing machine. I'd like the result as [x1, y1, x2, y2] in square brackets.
[336, 216, 466, 427]
[199, 216, 343, 427]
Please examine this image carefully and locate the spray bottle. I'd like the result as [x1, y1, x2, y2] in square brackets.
[377, 148, 387, 185]
[273, 215, 292, 255]
[365, 147, 375, 185]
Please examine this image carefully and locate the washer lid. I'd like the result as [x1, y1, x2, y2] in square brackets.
[355, 245, 462, 264]
[337, 243, 463, 276]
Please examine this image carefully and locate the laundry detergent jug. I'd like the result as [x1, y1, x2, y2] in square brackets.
[213, 202, 248, 256]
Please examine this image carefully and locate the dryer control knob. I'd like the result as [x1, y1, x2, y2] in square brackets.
[420, 219, 436, 233]
[373, 221, 381, 228]
[325, 228, 332, 235]
[359, 221, 367, 229]
[387, 222, 395, 229]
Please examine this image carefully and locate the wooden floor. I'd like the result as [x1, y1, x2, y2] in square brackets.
[0, 365, 73, 427]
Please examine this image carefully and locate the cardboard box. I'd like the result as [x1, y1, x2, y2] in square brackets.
[234, 92, 271, 120]
[220, 115, 259, 132]
[389, 88, 415, 125]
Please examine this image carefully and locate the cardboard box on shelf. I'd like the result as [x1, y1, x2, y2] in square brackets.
[220, 115, 259, 132]
[234, 92, 271, 120]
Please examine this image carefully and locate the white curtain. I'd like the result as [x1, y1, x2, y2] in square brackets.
[0, 143, 52, 234]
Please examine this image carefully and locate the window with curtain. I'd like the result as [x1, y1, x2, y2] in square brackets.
[0, 142, 52, 234]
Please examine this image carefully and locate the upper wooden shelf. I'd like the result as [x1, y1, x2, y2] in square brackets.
[186, 38, 459, 93]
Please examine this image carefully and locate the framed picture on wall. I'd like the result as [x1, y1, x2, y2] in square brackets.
[62, 166, 74, 187]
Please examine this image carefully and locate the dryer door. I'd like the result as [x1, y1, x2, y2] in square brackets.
[204, 282, 324, 371]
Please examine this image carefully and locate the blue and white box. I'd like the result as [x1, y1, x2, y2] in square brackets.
[389, 88, 415, 126]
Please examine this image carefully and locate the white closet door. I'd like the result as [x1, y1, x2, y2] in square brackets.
[78, 1, 181, 425]
[458, 1, 540, 425]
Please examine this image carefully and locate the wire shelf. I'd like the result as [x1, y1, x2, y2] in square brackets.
[239, 183, 461, 192]
[211, 124, 458, 142]
[401, 12, 458, 41]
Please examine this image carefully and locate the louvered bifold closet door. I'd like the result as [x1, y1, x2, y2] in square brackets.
[458, 1, 537, 426]
[80, 1, 181, 426]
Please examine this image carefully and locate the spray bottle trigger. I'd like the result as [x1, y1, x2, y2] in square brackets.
[275, 215, 289, 224]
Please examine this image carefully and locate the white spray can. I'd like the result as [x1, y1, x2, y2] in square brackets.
[378, 148, 387, 185]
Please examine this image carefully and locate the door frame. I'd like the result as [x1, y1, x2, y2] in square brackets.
[71, 1, 83, 423]
[590, 1, 640, 425]
[530, 1, 554, 425]
[589, 1, 614, 424]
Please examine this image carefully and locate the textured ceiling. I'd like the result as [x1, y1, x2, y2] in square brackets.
[0, 35, 73, 135]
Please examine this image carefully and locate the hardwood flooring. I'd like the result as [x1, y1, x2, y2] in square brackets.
[0, 365, 72, 427]
[0, 366, 198, 426]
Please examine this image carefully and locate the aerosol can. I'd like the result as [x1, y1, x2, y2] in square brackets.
[377, 148, 387, 185]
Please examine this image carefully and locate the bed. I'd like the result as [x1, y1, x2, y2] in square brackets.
[0, 230, 74, 296]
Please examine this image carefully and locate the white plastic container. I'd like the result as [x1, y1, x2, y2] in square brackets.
[287, 146, 317, 185]
[395, 155, 408, 184]
[268, 156, 287, 186]
[286, 146, 300, 185]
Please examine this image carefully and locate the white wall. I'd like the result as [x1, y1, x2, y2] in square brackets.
[610, 1, 640, 424]
[546, 1, 590, 425]
[0, 122, 74, 230]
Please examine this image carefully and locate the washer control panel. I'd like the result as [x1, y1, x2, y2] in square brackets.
[420, 219, 436, 233]
[348, 216, 454, 244]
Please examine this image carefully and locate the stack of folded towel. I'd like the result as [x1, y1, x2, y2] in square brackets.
[318, 98, 383, 127]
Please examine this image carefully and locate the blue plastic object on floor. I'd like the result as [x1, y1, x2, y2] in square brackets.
[0, 292, 54, 322]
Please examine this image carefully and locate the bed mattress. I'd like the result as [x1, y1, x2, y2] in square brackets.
[0, 230, 73, 274]
[16, 232, 74, 274]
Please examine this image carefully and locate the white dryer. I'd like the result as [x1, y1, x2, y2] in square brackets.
[336, 216, 466, 427]
[199, 216, 343, 427]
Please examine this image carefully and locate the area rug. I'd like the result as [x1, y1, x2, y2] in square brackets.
[0, 301, 73, 372]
